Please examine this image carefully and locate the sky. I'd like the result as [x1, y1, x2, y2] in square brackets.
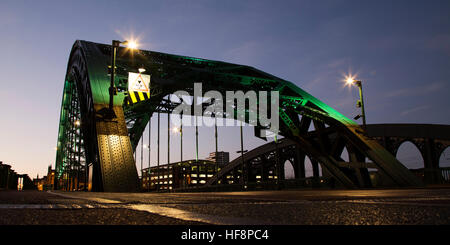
[0, 0, 449, 178]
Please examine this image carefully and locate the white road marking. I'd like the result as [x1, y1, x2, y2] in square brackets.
[127, 204, 272, 225]
[47, 191, 122, 204]
[46, 191, 272, 224]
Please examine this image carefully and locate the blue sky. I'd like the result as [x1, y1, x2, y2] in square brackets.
[0, 0, 449, 178]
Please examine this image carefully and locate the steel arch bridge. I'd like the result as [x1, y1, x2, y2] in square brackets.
[55, 40, 423, 192]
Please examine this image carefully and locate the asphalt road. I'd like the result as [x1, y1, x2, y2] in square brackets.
[0, 188, 450, 225]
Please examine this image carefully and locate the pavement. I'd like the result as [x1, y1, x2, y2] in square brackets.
[0, 188, 450, 225]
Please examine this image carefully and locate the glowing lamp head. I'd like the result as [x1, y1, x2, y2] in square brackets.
[126, 40, 138, 49]
[346, 76, 356, 85]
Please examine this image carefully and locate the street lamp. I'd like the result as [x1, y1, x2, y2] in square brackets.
[108, 40, 138, 119]
[345, 75, 367, 128]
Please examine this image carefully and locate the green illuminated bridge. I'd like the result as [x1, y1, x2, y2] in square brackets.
[55, 40, 424, 192]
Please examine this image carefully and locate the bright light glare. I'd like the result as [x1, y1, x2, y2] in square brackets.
[172, 127, 181, 133]
[127, 40, 138, 49]
[343, 73, 357, 87]
[346, 75, 356, 85]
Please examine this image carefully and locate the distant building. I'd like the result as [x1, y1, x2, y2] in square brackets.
[1, 161, 36, 190]
[206, 151, 229, 167]
[141, 159, 217, 191]
[17, 174, 35, 190]
[0, 161, 18, 190]
[33, 165, 56, 191]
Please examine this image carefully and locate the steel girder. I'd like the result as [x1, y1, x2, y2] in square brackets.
[55, 40, 423, 191]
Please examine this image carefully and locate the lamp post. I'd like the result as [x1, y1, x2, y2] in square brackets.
[346, 76, 367, 128]
[108, 40, 137, 119]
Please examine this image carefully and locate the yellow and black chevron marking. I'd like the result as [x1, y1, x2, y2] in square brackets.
[125, 91, 151, 105]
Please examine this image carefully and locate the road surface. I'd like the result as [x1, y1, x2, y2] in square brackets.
[0, 188, 449, 225]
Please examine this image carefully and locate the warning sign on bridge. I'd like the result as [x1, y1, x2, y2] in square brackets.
[128, 72, 150, 93]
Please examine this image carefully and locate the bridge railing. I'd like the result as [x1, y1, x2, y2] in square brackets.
[171, 177, 328, 192]
[409, 167, 450, 184]
[441, 167, 450, 184]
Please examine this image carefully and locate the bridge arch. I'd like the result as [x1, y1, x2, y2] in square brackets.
[282, 159, 295, 180]
[439, 147, 450, 183]
[55, 40, 423, 191]
[439, 147, 450, 168]
[395, 140, 425, 170]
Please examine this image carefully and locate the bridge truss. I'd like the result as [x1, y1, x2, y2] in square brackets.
[55, 40, 423, 192]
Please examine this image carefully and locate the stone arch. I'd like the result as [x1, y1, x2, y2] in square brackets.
[304, 156, 322, 178]
[395, 140, 425, 170]
[439, 146, 450, 183]
[304, 156, 314, 178]
[439, 146, 450, 168]
[283, 159, 295, 180]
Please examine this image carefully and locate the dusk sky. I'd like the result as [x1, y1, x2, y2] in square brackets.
[0, 0, 449, 178]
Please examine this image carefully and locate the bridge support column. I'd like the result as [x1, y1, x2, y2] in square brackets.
[423, 139, 441, 185]
[293, 148, 306, 179]
[95, 105, 139, 192]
